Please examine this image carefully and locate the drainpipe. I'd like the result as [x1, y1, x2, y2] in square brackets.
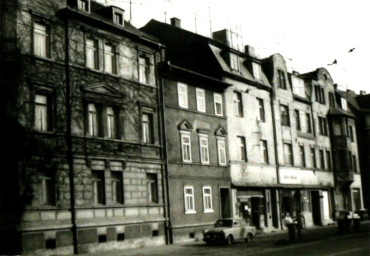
[64, 18, 78, 255]
[156, 51, 172, 244]
[269, 90, 282, 229]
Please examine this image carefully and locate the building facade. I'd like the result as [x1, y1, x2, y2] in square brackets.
[0, 0, 167, 255]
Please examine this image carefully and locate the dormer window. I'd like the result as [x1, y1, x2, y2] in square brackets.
[78, 0, 90, 12]
[230, 53, 240, 72]
[114, 12, 123, 26]
[252, 62, 262, 80]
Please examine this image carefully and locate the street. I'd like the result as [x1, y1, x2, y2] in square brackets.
[75, 223, 370, 256]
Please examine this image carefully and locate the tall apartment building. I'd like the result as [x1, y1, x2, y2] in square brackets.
[0, 0, 167, 254]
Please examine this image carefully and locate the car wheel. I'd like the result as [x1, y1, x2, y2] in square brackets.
[225, 235, 233, 245]
[245, 233, 253, 243]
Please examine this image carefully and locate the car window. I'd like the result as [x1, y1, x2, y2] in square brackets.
[215, 219, 233, 227]
[240, 219, 247, 225]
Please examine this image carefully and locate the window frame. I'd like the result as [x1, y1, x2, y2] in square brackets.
[147, 173, 158, 203]
[283, 143, 293, 166]
[311, 147, 317, 169]
[180, 131, 192, 163]
[104, 43, 117, 74]
[280, 104, 290, 127]
[39, 174, 55, 206]
[278, 70, 286, 89]
[300, 145, 306, 167]
[184, 186, 196, 214]
[237, 136, 247, 162]
[257, 98, 265, 122]
[92, 170, 105, 205]
[202, 186, 214, 213]
[106, 107, 116, 139]
[233, 91, 243, 117]
[261, 140, 269, 164]
[111, 171, 123, 204]
[319, 149, 325, 170]
[217, 137, 227, 166]
[252, 62, 262, 80]
[85, 38, 99, 70]
[214, 93, 223, 116]
[295, 110, 301, 131]
[34, 94, 50, 131]
[87, 103, 99, 137]
[33, 22, 50, 59]
[177, 82, 188, 108]
[139, 56, 150, 84]
[196, 88, 206, 112]
[306, 113, 312, 133]
[199, 134, 210, 165]
[142, 112, 154, 144]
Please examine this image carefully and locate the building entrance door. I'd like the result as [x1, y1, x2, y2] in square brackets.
[271, 189, 279, 228]
[220, 188, 231, 218]
[311, 191, 321, 225]
[251, 197, 260, 228]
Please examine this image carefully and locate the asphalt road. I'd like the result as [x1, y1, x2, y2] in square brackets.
[74, 223, 370, 256]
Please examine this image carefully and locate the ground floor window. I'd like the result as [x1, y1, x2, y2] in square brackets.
[184, 186, 195, 214]
[352, 188, 361, 210]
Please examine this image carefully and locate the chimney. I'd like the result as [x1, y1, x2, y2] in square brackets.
[170, 17, 181, 28]
[360, 90, 367, 95]
[212, 29, 229, 47]
[245, 45, 256, 58]
[292, 70, 300, 76]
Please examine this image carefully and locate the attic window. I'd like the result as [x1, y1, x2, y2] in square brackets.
[78, 0, 90, 12]
[114, 12, 123, 26]
[230, 53, 240, 72]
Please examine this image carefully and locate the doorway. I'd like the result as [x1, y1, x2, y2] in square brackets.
[220, 188, 231, 218]
[271, 189, 279, 228]
[311, 191, 321, 225]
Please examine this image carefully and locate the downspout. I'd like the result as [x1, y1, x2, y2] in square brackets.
[269, 89, 282, 229]
[64, 18, 78, 255]
[156, 49, 172, 244]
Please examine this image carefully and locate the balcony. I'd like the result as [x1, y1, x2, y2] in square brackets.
[332, 135, 350, 149]
[336, 169, 354, 187]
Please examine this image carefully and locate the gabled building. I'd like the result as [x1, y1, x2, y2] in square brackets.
[142, 18, 232, 243]
[0, 0, 166, 254]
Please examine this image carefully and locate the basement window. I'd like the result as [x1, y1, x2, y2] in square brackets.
[98, 234, 107, 243]
[189, 232, 195, 239]
[45, 239, 56, 249]
[117, 233, 125, 241]
[152, 230, 159, 237]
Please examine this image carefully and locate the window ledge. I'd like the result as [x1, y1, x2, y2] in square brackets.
[203, 209, 214, 213]
[185, 210, 196, 214]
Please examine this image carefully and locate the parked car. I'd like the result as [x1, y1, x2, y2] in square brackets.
[203, 218, 256, 245]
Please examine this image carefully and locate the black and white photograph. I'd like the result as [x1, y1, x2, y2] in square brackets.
[0, 0, 369, 255]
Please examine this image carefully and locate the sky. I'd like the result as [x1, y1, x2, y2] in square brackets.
[102, 0, 369, 93]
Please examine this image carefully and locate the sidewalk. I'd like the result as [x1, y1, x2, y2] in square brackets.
[66, 221, 370, 256]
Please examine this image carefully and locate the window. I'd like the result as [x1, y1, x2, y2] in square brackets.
[280, 104, 290, 126]
[326, 150, 331, 170]
[86, 38, 99, 70]
[261, 140, 269, 164]
[295, 110, 301, 131]
[352, 155, 357, 171]
[177, 83, 188, 108]
[35, 94, 49, 131]
[147, 173, 158, 203]
[196, 88, 206, 112]
[139, 56, 150, 84]
[311, 148, 317, 168]
[106, 107, 116, 139]
[278, 70, 286, 89]
[214, 93, 223, 116]
[104, 44, 116, 74]
[341, 98, 347, 111]
[39, 174, 55, 206]
[92, 171, 105, 205]
[142, 113, 153, 144]
[111, 172, 123, 204]
[33, 22, 50, 58]
[300, 145, 306, 167]
[319, 117, 328, 136]
[319, 149, 325, 170]
[199, 135, 209, 164]
[349, 126, 354, 142]
[114, 12, 123, 26]
[181, 131, 192, 162]
[252, 62, 262, 80]
[78, 0, 90, 11]
[237, 136, 247, 161]
[87, 103, 99, 136]
[348, 151, 353, 170]
[329, 92, 335, 107]
[306, 113, 312, 133]
[217, 138, 227, 165]
[184, 186, 195, 213]
[233, 91, 243, 116]
[315, 86, 325, 104]
[257, 98, 265, 122]
[230, 53, 240, 71]
[283, 143, 293, 165]
[202, 187, 213, 212]
[352, 188, 361, 210]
